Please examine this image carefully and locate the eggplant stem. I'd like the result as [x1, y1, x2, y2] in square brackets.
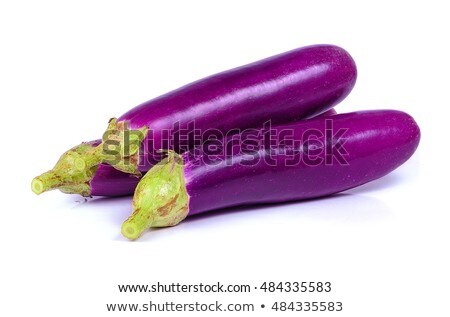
[121, 150, 189, 240]
[31, 118, 148, 196]
[32, 171, 69, 195]
[31, 142, 99, 196]
[31, 178, 44, 195]
[121, 211, 154, 240]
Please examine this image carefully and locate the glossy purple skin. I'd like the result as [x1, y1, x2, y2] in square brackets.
[120, 44, 357, 171]
[90, 164, 140, 197]
[319, 108, 337, 116]
[84, 141, 141, 196]
[183, 110, 420, 215]
[89, 44, 356, 196]
[89, 108, 339, 196]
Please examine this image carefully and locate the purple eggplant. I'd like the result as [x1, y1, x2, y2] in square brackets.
[31, 44, 356, 197]
[87, 107, 340, 197]
[121, 110, 420, 240]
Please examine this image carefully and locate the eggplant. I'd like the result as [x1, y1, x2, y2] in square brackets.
[86, 108, 340, 197]
[32, 44, 356, 196]
[121, 110, 420, 240]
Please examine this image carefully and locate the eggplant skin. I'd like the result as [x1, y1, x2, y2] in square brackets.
[89, 108, 339, 197]
[183, 110, 420, 215]
[118, 44, 357, 171]
[90, 44, 356, 196]
[90, 164, 141, 197]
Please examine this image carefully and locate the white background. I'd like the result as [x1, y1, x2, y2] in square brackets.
[1, 0, 448, 316]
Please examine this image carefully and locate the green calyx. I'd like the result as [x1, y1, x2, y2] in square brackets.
[97, 118, 149, 176]
[31, 118, 148, 196]
[31, 143, 99, 196]
[121, 150, 189, 240]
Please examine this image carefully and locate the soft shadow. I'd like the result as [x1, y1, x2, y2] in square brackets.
[65, 195, 132, 206]
[348, 160, 420, 195]
[184, 192, 391, 225]
[69, 195, 133, 211]
[69, 195, 133, 227]
[345, 173, 403, 195]
[113, 193, 392, 242]
[62, 174, 398, 241]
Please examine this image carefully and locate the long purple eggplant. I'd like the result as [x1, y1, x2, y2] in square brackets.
[86, 108, 339, 197]
[121, 110, 420, 240]
[31, 44, 356, 197]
